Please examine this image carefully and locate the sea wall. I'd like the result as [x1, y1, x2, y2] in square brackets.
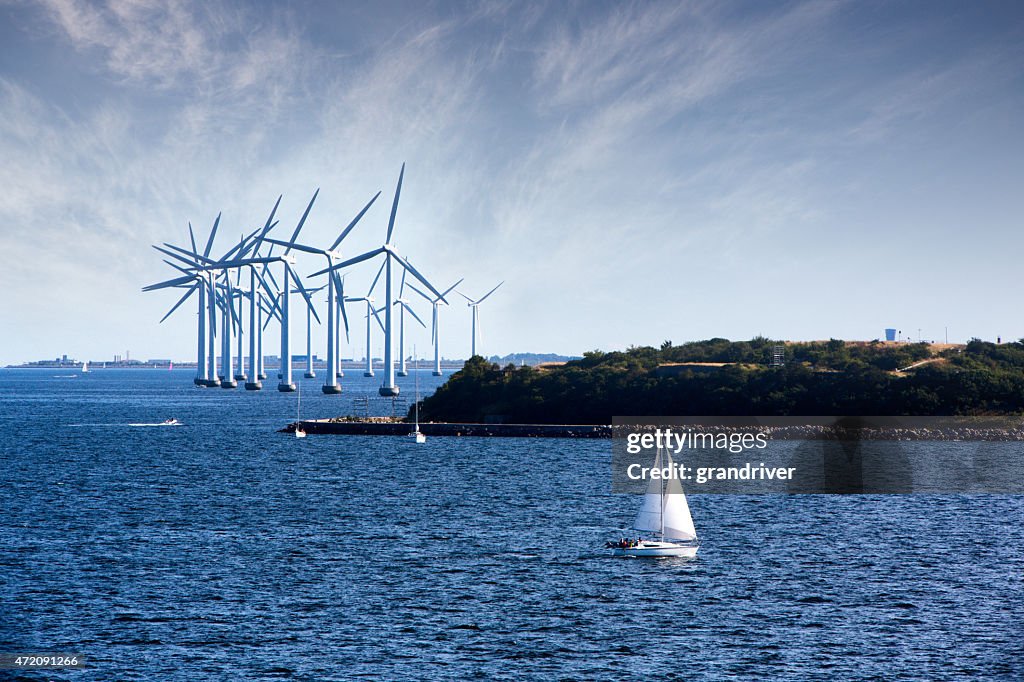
[281, 421, 612, 438]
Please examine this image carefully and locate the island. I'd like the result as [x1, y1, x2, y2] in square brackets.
[415, 338, 1024, 424]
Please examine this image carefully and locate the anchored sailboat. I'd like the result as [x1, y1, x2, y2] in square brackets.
[612, 446, 699, 558]
[81, 361, 89, 373]
[295, 384, 306, 438]
[410, 348, 426, 443]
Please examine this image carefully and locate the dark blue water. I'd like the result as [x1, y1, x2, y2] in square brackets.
[1, 369, 1022, 680]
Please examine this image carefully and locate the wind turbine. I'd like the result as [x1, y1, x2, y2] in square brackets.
[345, 295, 381, 376]
[252, 190, 322, 392]
[459, 282, 503, 358]
[262, 191, 380, 393]
[309, 164, 448, 397]
[301, 284, 326, 379]
[145, 210, 270, 387]
[151, 196, 317, 394]
[408, 278, 463, 376]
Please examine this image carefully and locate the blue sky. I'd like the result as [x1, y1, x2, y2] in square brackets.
[1, 0, 1022, 364]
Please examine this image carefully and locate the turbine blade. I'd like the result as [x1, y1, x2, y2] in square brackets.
[290, 267, 322, 325]
[385, 163, 404, 245]
[163, 242, 215, 265]
[441, 278, 464, 300]
[371, 304, 386, 332]
[161, 258, 194, 277]
[387, 248, 444, 300]
[143, 274, 196, 292]
[367, 258, 387, 297]
[187, 221, 197, 255]
[456, 290, 474, 304]
[153, 244, 202, 267]
[403, 302, 426, 328]
[203, 212, 221, 258]
[159, 282, 199, 323]
[261, 262, 281, 293]
[262, 195, 282, 233]
[330, 191, 381, 251]
[201, 256, 281, 270]
[476, 281, 504, 304]
[262, 237, 324, 255]
[286, 189, 319, 253]
[335, 273, 351, 342]
[308, 247, 386, 278]
[406, 282, 431, 303]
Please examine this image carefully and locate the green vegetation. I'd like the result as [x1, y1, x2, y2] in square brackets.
[417, 338, 1024, 423]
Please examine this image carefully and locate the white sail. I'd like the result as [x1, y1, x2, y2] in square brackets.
[81, 361, 88, 373]
[632, 448, 697, 541]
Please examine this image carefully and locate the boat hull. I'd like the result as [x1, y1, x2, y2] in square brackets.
[613, 541, 698, 558]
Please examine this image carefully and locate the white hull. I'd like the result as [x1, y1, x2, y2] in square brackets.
[295, 428, 306, 439]
[411, 430, 426, 443]
[613, 541, 698, 558]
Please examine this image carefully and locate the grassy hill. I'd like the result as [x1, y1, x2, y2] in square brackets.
[417, 338, 1024, 423]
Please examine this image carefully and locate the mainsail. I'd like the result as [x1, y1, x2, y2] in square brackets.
[632, 448, 697, 541]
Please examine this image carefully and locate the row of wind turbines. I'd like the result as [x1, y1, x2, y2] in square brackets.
[143, 165, 503, 395]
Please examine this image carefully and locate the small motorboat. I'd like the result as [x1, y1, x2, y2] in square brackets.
[161, 418, 180, 426]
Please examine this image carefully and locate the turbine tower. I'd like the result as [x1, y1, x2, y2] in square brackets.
[459, 282, 503, 358]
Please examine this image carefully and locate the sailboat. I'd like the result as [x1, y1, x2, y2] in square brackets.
[294, 384, 306, 438]
[612, 447, 699, 558]
[81, 360, 89, 373]
[410, 348, 426, 443]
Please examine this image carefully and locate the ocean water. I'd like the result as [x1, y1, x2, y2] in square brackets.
[1, 369, 1022, 680]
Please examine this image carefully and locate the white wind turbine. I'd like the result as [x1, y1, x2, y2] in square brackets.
[459, 282, 503, 358]
[308, 164, 449, 397]
[408, 278, 463, 376]
[146, 211, 273, 387]
[345, 295, 382, 377]
[262, 191, 380, 393]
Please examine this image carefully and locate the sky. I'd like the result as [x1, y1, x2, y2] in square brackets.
[0, 0, 1023, 364]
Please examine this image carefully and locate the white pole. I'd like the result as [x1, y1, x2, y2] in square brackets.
[197, 283, 206, 383]
[207, 274, 219, 385]
[236, 293, 244, 379]
[364, 301, 374, 377]
[325, 273, 336, 390]
[471, 305, 477, 357]
[434, 304, 442, 376]
[279, 264, 294, 391]
[382, 254, 396, 394]
[398, 303, 407, 376]
[247, 269, 259, 389]
[305, 302, 315, 378]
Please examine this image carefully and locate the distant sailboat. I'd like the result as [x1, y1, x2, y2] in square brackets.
[168, 361, 173, 371]
[611, 447, 699, 558]
[410, 348, 426, 444]
[295, 384, 306, 438]
[81, 361, 89, 373]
